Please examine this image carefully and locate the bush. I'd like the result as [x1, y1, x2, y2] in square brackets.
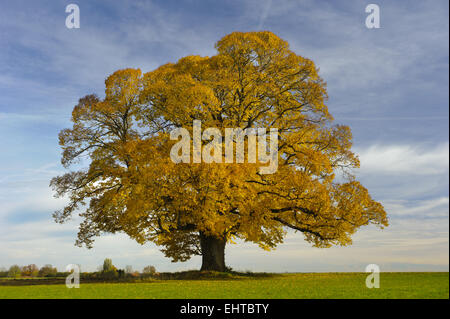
[81, 272, 101, 280]
[39, 264, 58, 277]
[125, 265, 133, 274]
[101, 269, 119, 280]
[142, 265, 156, 275]
[100, 258, 118, 279]
[102, 258, 114, 272]
[8, 265, 22, 278]
[22, 264, 39, 277]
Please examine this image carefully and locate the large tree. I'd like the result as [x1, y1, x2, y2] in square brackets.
[51, 31, 388, 272]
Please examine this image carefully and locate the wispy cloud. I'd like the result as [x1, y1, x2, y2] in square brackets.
[257, 0, 272, 30]
[357, 143, 449, 175]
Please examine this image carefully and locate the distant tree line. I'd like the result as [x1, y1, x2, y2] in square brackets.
[0, 264, 59, 278]
[0, 259, 157, 280]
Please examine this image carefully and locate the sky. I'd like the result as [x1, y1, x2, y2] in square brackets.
[0, 0, 448, 273]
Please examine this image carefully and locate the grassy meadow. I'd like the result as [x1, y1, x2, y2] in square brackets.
[0, 272, 448, 299]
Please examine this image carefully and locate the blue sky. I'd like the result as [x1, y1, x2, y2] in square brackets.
[0, 0, 448, 272]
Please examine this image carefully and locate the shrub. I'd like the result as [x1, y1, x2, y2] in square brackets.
[102, 258, 114, 272]
[22, 264, 39, 277]
[101, 269, 119, 280]
[100, 258, 118, 279]
[142, 265, 156, 275]
[125, 265, 133, 274]
[0, 267, 7, 278]
[39, 264, 58, 277]
[8, 265, 22, 278]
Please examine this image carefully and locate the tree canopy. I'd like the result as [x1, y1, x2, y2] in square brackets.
[51, 31, 388, 271]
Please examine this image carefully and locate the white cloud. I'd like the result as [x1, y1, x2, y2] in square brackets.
[356, 142, 449, 175]
[383, 197, 449, 218]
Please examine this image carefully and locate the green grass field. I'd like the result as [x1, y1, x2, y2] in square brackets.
[0, 272, 448, 299]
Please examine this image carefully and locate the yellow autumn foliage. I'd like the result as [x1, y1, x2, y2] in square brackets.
[51, 31, 388, 263]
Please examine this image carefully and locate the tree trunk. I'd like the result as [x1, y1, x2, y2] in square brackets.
[199, 232, 226, 272]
